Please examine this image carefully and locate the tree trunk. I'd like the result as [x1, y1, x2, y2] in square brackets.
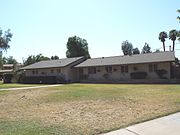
[173, 40, 175, 51]
[163, 42, 165, 52]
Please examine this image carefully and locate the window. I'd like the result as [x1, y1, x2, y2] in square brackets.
[97, 69, 101, 72]
[149, 64, 153, 72]
[121, 66, 124, 73]
[32, 70, 38, 74]
[125, 66, 128, 73]
[41, 72, 45, 75]
[113, 68, 117, 72]
[51, 69, 54, 73]
[57, 69, 61, 73]
[121, 65, 128, 73]
[32, 70, 35, 74]
[79, 68, 83, 75]
[154, 64, 158, 71]
[35, 70, 38, 74]
[149, 64, 158, 72]
[105, 66, 112, 73]
[88, 67, 96, 74]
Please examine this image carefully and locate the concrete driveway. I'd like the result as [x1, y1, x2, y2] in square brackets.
[103, 112, 180, 135]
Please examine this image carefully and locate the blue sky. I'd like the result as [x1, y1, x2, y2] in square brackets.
[1, 0, 180, 62]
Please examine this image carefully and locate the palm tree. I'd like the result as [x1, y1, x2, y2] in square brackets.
[177, 9, 180, 22]
[159, 31, 168, 52]
[169, 30, 178, 51]
[178, 30, 180, 41]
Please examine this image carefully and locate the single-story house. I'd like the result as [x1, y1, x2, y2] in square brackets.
[20, 52, 177, 84]
[75, 51, 176, 83]
[20, 56, 85, 83]
[0, 64, 23, 83]
[0, 64, 14, 80]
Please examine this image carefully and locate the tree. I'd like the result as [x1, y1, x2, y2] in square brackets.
[178, 30, 180, 41]
[142, 42, 151, 54]
[154, 49, 161, 53]
[2, 57, 7, 64]
[66, 36, 90, 59]
[121, 40, 133, 55]
[0, 28, 13, 69]
[132, 48, 140, 54]
[3, 56, 18, 65]
[176, 10, 180, 41]
[51, 55, 59, 60]
[169, 29, 178, 51]
[0, 51, 2, 69]
[177, 9, 180, 22]
[159, 31, 168, 52]
[23, 54, 50, 66]
[0, 28, 13, 52]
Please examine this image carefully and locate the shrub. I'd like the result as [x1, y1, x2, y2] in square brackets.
[130, 72, 147, 79]
[156, 69, 167, 79]
[103, 73, 110, 79]
[80, 75, 89, 80]
[3, 74, 13, 83]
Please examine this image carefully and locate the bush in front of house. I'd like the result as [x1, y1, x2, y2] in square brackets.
[80, 74, 89, 80]
[156, 69, 168, 79]
[19, 76, 66, 84]
[103, 73, 110, 79]
[3, 74, 13, 83]
[130, 72, 147, 79]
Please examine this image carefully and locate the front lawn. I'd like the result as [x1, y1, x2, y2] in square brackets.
[0, 84, 180, 135]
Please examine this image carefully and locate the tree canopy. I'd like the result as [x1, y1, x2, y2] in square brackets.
[169, 29, 178, 51]
[178, 30, 180, 41]
[3, 56, 18, 65]
[0, 28, 13, 69]
[177, 9, 180, 22]
[132, 48, 140, 54]
[154, 49, 161, 53]
[23, 54, 50, 66]
[0, 28, 13, 52]
[176, 10, 180, 41]
[51, 55, 59, 60]
[159, 31, 168, 52]
[142, 42, 151, 54]
[121, 40, 133, 55]
[0, 52, 2, 69]
[66, 36, 90, 59]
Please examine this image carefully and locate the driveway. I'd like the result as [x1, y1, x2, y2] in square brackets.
[103, 112, 180, 135]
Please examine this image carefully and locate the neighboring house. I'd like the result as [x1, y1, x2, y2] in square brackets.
[0, 64, 14, 80]
[75, 52, 176, 83]
[20, 56, 85, 83]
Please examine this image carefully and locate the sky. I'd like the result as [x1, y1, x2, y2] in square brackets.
[0, 0, 180, 63]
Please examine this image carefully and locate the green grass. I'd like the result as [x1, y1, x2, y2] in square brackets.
[0, 84, 180, 135]
[0, 119, 79, 135]
[0, 83, 42, 89]
[44, 84, 180, 102]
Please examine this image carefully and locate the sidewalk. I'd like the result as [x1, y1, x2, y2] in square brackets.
[0, 84, 62, 91]
[103, 112, 180, 135]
